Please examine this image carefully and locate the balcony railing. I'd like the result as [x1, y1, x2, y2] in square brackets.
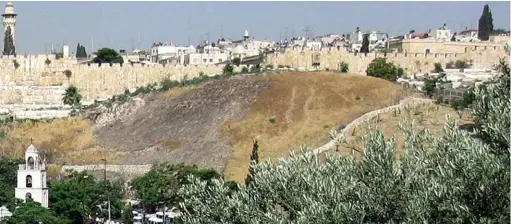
[18, 163, 46, 171]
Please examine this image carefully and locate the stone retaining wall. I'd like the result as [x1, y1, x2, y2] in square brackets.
[309, 97, 434, 156]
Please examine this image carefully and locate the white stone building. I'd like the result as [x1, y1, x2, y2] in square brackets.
[15, 144, 49, 208]
[150, 43, 195, 64]
[432, 24, 452, 41]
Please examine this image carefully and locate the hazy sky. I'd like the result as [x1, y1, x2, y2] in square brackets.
[4, 1, 511, 54]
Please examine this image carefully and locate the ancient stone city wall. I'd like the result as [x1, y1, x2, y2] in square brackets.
[0, 55, 224, 103]
[0, 45, 508, 105]
[267, 47, 509, 75]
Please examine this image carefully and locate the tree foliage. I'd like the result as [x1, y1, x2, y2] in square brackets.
[340, 62, 349, 73]
[244, 140, 260, 186]
[49, 170, 124, 224]
[478, 4, 494, 41]
[0, 157, 23, 211]
[75, 44, 87, 58]
[176, 60, 510, 223]
[366, 58, 398, 81]
[232, 57, 242, 67]
[423, 73, 446, 97]
[3, 26, 15, 56]
[360, 34, 370, 53]
[62, 86, 83, 114]
[121, 203, 134, 224]
[92, 48, 124, 64]
[131, 163, 220, 212]
[2, 201, 70, 224]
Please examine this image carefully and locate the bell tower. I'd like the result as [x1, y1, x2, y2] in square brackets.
[15, 144, 49, 208]
[2, 2, 17, 46]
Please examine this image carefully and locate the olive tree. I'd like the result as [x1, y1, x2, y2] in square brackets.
[177, 60, 510, 223]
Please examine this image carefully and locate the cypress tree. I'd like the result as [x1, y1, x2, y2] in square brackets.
[360, 34, 370, 53]
[76, 43, 81, 58]
[478, 4, 494, 41]
[3, 26, 15, 56]
[245, 139, 260, 186]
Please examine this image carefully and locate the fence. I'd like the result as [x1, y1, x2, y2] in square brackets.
[432, 88, 468, 105]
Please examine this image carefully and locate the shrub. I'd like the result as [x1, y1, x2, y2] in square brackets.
[45, 58, 51, 66]
[446, 61, 455, 69]
[423, 73, 446, 97]
[455, 60, 469, 69]
[340, 62, 349, 73]
[232, 57, 241, 67]
[12, 60, 19, 69]
[397, 67, 405, 77]
[223, 63, 234, 74]
[433, 62, 444, 73]
[241, 67, 249, 73]
[366, 58, 398, 81]
[199, 71, 205, 77]
[268, 116, 276, 124]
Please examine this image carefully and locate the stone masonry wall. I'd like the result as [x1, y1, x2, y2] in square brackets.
[0, 44, 508, 105]
[267, 48, 509, 75]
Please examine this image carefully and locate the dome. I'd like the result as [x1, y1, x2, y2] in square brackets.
[26, 144, 38, 154]
[4, 2, 15, 15]
[233, 45, 245, 54]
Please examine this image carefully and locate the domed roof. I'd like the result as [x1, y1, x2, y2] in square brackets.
[4, 2, 15, 15]
[26, 144, 38, 154]
[233, 45, 245, 54]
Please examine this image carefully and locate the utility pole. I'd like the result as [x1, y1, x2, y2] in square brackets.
[221, 24, 224, 39]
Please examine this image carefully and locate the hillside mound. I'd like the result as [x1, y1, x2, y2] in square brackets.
[0, 71, 409, 182]
[94, 71, 407, 181]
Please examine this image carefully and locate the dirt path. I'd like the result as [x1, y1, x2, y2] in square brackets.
[293, 85, 316, 139]
[284, 86, 297, 123]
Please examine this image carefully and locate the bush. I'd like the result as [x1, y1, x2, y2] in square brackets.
[446, 61, 455, 69]
[232, 57, 241, 67]
[397, 67, 405, 77]
[12, 60, 19, 69]
[223, 63, 234, 74]
[366, 58, 398, 81]
[241, 67, 249, 73]
[340, 62, 349, 73]
[433, 62, 444, 73]
[455, 60, 470, 69]
[268, 116, 276, 124]
[423, 73, 446, 97]
[45, 58, 51, 66]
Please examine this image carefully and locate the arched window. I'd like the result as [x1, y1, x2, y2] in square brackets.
[27, 157, 34, 169]
[25, 193, 32, 202]
[26, 175, 32, 188]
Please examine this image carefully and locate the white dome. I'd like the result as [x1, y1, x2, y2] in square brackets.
[26, 144, 38, 153]
[4, 2, 15, 15]
[233, 45, 245, 54]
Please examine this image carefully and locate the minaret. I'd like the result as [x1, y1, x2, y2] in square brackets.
[2, 2, 17, 46]
[244, 29, 250, 41]
[15, 144, 49, 208]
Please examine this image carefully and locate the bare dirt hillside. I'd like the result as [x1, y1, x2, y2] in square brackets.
[94, 75, 272, 172]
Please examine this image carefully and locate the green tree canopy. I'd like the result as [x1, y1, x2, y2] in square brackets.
[121, 203, 134, 224]
[176, 60, 510, 223]
[3, 26, 15, 56]
[2, 201, 70, 224]
[0, 157, 23, 211]
[365, 57, 398, 81]
[49, 170, 124, 224]
[130, 163, 220, 212]
[478, 4, 494, 41]
[92, 48, 124, 64]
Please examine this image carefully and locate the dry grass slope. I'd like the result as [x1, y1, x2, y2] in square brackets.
[320, 103, 474, 160]
[221, 71, 408, 182]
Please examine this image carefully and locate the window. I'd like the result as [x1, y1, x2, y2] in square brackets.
[25, 193, 33, 202]
[27, 157, 34, 169]
[203, 59, 207, 63]
[219, 59, 223, 62]
[209, 59, 213, 62]
[26, 175, 32, 188]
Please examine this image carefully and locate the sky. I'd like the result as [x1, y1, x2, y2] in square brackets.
[3, 1, 511, 54]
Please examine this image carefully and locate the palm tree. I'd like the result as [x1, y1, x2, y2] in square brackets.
[62, 85, 83, 115]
